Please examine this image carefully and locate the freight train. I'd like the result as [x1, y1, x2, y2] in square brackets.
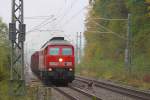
[31, 37, 75, 84]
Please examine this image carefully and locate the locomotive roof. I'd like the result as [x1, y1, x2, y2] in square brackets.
[48, 40, 72, 45]
[41, 40, 72, 49]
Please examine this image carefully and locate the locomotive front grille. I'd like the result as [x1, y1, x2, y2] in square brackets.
[49, 62, 72, 66]
[54, 68, 67, 72]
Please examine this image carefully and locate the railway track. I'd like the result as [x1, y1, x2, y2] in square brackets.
[28, 72, 102, 100]
[53, 87, 78, 100]
[29, 81, 102, 100]
[75, 75, 150, 100]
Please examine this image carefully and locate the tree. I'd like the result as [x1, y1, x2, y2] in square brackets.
[0, 18, 9, 81]
[81, 0, 150, 80]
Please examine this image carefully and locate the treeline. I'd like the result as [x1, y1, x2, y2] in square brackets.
[79, 0, 150, 88]
[0, 18, 9, 81]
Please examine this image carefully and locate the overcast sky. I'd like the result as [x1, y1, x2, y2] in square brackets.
[0, 0, 89, 63]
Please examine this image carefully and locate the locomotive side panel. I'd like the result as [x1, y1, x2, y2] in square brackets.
[39, 50, 45, 71]
[31, 51, 39, 75]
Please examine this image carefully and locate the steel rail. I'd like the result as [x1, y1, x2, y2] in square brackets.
[69, 85, 102, 100]
[76, 76, 150, 100]
[53, 87, 78, 100]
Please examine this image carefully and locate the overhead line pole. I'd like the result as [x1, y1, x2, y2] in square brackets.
[76, 32, 79, 64]
[9, 0, 26, 96]
[79, 32, 82, 63]
[125, 13, 132, 73]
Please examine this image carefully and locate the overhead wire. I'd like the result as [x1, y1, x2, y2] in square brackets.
[26, 15, 55, 32]
[24, 16, 49, 19]
[32, 29, 64, 33]
[60, 5, 89, 29]
[51, 0, 68, 21]
[87, 18, 128, 40]
[25, 16, 51, 19]
[40, 0, 69, 30]
[54, 0, 79, 29]
[26, 0, 87, 34]
[27, 16, 56, 33]
[37, 0, 70, 30]
[28, 0, 80, 33]
[26, 0, 68, 33]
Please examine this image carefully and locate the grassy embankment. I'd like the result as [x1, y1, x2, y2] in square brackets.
[0, 18, 37, 100]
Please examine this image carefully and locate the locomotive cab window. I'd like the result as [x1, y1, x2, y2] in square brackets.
[62, 48, 72, 55]
[49, 48, 59, 55]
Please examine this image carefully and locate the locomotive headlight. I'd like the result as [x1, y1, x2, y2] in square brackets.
[69, 68, 73, 71]
[48, 68, 52, 71]
[59, 58, 63, 62]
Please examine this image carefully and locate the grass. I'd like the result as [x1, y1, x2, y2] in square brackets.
[0, 80, 9, 100]
[0, 80, 41, 100]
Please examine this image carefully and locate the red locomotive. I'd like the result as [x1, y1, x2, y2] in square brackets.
[31, 37, 75, 84]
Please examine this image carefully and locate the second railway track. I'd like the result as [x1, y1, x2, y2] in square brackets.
[74, 75, 150, 100]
